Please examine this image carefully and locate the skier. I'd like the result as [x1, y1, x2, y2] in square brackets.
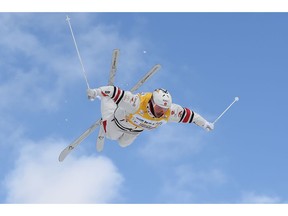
[87, 86, 214, 148]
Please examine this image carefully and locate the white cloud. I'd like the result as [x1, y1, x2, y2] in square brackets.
[0, 13, 152, 204]
[137, 123, 224, 203]
[174, 164, 227, 186]
[138, 124, 206, 163]
[158, 164, 227, 203]
[3, 138, 124, 203]
[241, 191, 281, 204]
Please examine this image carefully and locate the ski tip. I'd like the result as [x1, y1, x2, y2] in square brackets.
[155, 64, 161, 69]
[152, 64, 161, 72]
[58, 155, 64, 162]
[58, 152, 67, 162]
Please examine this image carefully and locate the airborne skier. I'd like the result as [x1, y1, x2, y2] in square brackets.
[59, 16, 237, 162]
[87, 86, 214, 149]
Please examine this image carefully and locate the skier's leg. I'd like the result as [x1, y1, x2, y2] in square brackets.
[103, 118, 124, 141]
[100, 97, 116, 120]
[99, 97, 117, 139]
[96, 97, 118, 151]
[100, 98, 140, 147]
[118, 132, 141, 147]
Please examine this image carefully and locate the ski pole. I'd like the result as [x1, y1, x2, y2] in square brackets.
[66, 15, 90, 89]
[213, 97, 239, 124]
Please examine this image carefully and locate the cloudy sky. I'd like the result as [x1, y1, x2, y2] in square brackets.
[1, 4, 288, 211]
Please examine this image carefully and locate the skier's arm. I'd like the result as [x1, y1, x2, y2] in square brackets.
[169, 104, 214, 131]
[87, 86, 139, 113]
[87, 86, 124, 103]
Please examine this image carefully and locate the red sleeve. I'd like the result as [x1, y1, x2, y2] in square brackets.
[179, 107, 194, 123]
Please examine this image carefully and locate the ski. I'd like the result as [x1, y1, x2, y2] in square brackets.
[60, 49, 120, 161]
[96, 120, 105, 152]
[130, 64, 161, 92]
[96, 49, 120, 152]
[58, 64, 161, 162]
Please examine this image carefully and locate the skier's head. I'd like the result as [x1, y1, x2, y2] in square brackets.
[150, 88, 172, 118]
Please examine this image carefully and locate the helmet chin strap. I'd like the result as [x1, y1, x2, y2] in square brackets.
[148, 99, 156, 117]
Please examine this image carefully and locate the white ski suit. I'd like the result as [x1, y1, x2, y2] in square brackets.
[89, 86, 214, 147]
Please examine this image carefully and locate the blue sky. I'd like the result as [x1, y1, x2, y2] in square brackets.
[1, 12, 288, 205]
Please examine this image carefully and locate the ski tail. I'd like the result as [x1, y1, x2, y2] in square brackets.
[96, 120, 105, 152]
[108, 49, 120, 86]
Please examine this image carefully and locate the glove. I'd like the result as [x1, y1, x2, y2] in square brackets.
[87, 88, 97, 100]
[204, 121, 214, 132]
[192, 112, 214, 132]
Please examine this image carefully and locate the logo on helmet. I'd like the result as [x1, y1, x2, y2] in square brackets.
[152, 88, 172, 109]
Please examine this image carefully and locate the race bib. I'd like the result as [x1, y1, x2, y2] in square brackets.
[129, 114, 167, 130]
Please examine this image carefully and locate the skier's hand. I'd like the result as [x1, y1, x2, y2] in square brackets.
[204, 121, 214, 132]
[87, 88, 97, 100]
